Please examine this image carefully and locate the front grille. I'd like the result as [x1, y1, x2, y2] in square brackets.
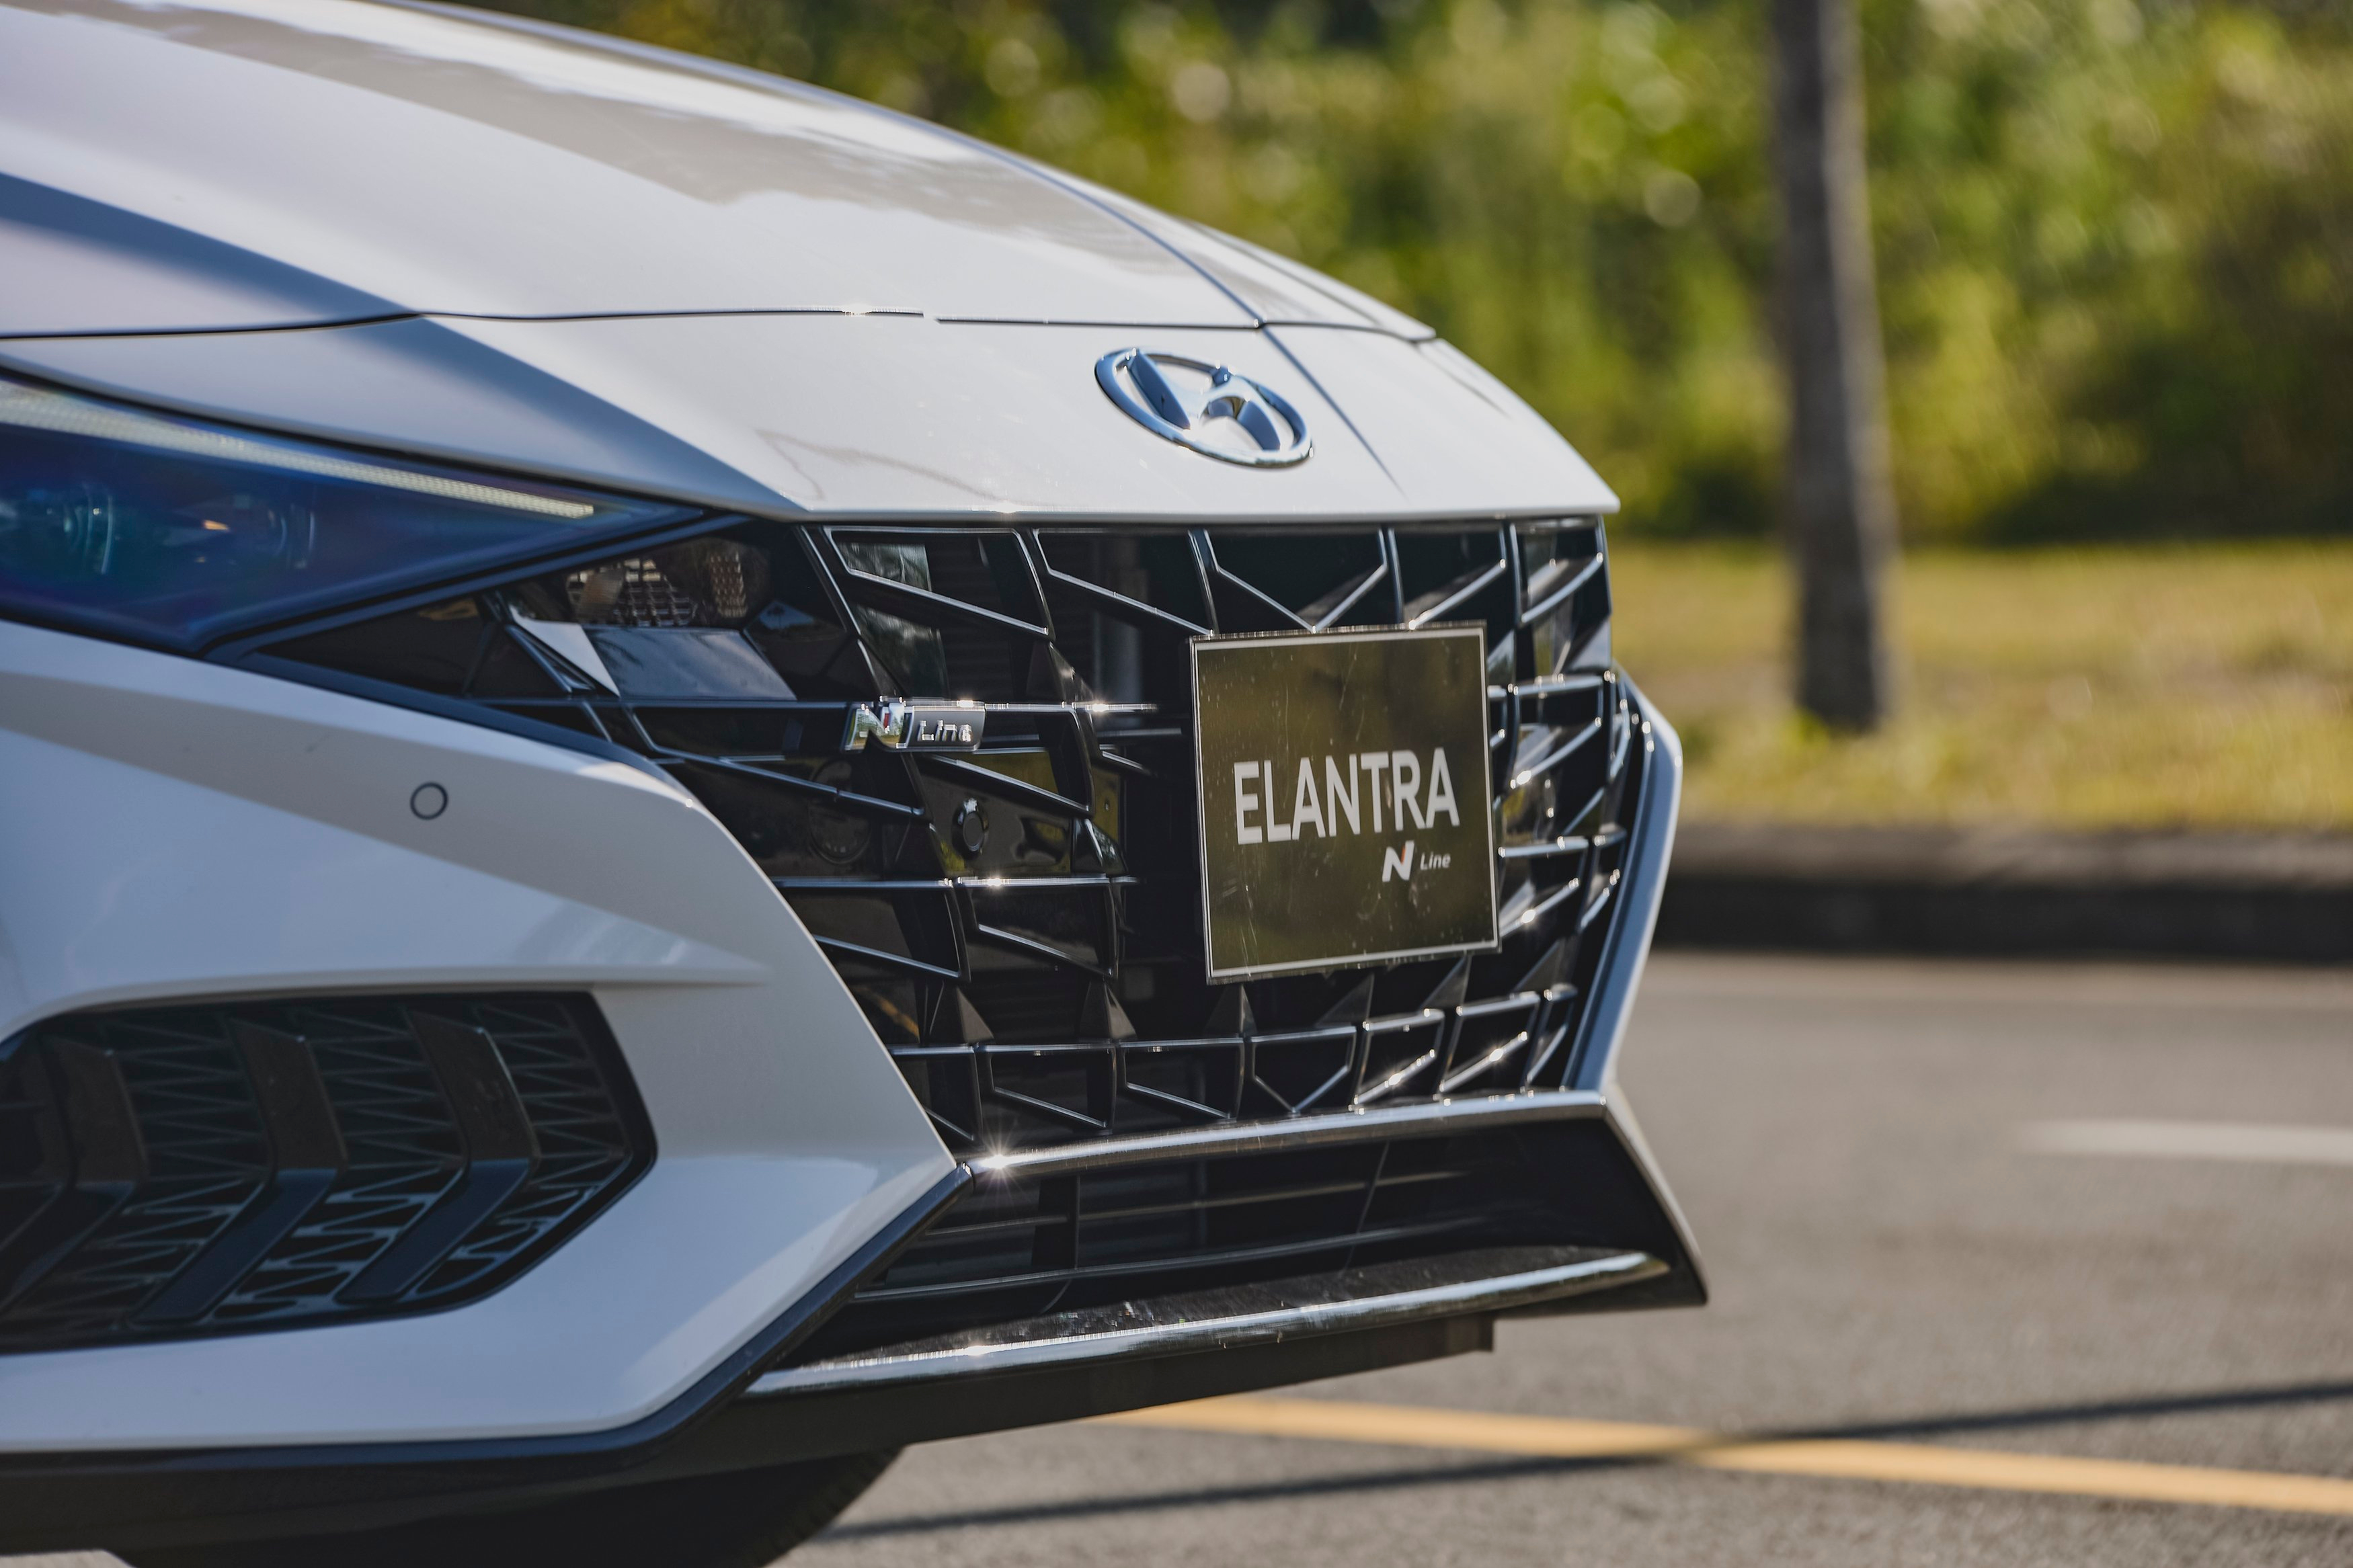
[267, 516, 1641, 1159]
[789, 1119, 1602, 1366]
[0, 993, 649, 1350]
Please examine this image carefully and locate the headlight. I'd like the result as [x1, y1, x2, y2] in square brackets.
[0, 374, 690, 650]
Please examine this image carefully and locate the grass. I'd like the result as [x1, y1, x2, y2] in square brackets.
[1606, 540, 2353, 831]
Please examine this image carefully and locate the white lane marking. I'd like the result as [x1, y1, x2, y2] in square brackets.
[1641, 954, 2353, 1014]
[2022, 1120, 2353, 1167]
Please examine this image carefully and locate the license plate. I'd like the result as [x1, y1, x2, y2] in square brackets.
[1191, 624, 1499, 981]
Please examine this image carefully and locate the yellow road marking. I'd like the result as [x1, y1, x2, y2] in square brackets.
[1096, 1396, 2353, 1517]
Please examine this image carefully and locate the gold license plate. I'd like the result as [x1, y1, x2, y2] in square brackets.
[1191, 624, 1499, 981]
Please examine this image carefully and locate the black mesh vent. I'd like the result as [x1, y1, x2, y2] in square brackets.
[0, 995, 649, 1352]
[789, 1117, 1624, 1366]
[265, 518, 1640, 1156]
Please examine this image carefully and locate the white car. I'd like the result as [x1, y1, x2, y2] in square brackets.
[0, 3, 1703, 1563]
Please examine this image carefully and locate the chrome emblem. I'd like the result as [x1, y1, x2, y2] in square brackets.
[842, 698, 985, 752]
[1095, 348, 1312, 467]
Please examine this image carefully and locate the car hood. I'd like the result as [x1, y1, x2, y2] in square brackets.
[0, 0, 1425, 335]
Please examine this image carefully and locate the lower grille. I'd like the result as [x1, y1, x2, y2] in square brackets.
[0, 993, 649, 1350]
[787, 1110, 1632, 1367]
[758, 1243, 1663, 1396]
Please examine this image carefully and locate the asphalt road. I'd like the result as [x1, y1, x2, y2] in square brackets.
[798, 953, 2353, 1567]
[13, 954, 2350, 1568]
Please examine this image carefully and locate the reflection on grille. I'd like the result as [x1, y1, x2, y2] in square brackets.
[0, 995, 649, 1351]
[270, 517, 1639, 1155]
[789, 1118, 1611, 1366]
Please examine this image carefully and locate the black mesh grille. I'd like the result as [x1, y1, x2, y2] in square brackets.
[0, 995, 649, 1351]
[789, 1118, 1619, 1365]
[267, 518, 1638, 1157]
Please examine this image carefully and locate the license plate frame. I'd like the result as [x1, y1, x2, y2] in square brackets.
[1191, 624, 1499, 982]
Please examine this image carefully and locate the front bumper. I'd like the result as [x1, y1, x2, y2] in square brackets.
[0, 601, 1698, 1552]
[0, 618, 957, 1456]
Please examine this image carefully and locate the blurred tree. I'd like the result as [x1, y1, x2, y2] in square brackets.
[1771, 0, 1895, 729]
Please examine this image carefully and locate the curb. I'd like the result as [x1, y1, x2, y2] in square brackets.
[1655, 823, 2353, 964]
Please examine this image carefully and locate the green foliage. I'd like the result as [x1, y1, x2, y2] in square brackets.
[484, 0, 2353, 542]
[1866, 0, 2353, 538]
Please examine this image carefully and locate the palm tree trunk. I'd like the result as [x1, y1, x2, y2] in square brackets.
[1769, 0, 1896, 730]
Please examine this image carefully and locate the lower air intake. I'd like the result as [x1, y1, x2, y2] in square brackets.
[0, 993, 649, 1351]
[785, 1111, 1663, 1368]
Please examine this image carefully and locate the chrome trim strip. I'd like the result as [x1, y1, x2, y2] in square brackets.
[1509, 717, 1603, 790]
[967, 1088, 1607, 1180]
[1501, 833, 1592, 862]
[1521, 551, 1607, 628]
[1558, 679, 1710, 1303]
[746, 1246, 1664, 1399]
[1404, 556, 1511, 629]
[1568, 681, 1679, 1096]
[1488, 673, 1607, 702]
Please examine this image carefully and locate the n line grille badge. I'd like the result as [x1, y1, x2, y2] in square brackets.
[841, 697, 986, 752]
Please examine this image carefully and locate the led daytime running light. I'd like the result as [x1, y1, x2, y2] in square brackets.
[0, 383, 598, 521]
